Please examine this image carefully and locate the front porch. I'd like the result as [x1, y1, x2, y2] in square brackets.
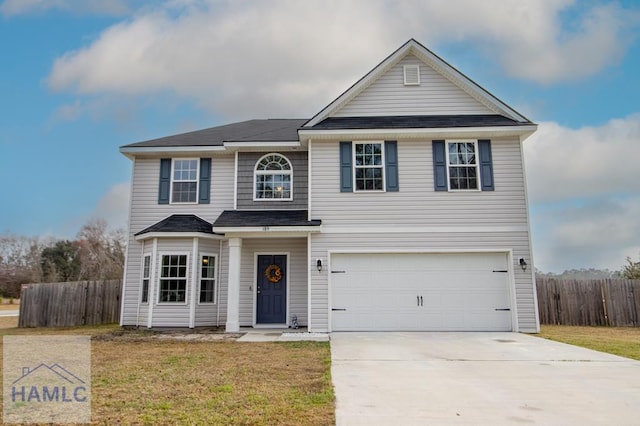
[212, 209, 321, 333]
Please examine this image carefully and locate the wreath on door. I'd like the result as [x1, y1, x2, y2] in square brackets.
[265, 264, 282, 283]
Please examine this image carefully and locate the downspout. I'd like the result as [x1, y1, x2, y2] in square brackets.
[307, 138, 313, 329]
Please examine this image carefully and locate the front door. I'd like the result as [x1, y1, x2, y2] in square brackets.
[256, 254, 287, 324]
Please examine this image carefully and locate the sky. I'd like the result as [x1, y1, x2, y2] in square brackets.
[0, 0, 639, 273]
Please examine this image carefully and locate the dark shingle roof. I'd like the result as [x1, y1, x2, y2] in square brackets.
[135, 215, 213, 236]
[123, 119, 307, 148]
[212, 210, 321, 228]
[311, 115, 531, 130]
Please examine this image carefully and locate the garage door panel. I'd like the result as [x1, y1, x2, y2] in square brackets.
[330, 253, 512, 332]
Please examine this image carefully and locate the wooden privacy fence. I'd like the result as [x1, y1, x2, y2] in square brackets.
[537, 278, 640, 326]
[19, 280, 122, 327]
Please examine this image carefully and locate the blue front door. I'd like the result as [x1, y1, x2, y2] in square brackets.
[257, 254, 287, 324]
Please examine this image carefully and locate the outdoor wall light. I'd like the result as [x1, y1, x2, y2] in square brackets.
[316, 259, 323, 272]
[519, 258, 527, 271]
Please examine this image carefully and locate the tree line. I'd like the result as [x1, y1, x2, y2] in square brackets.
[0, 219, 125, 298]
[536, 254, 640, 281]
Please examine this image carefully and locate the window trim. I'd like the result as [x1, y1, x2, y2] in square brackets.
[198, 253, 217, 305]
[157, 252, 190, 305]
[445, 139, 481, 192]
[141, 254, 151, 304]
[253, 153, 294, 201]
[353, 141, 386, 192]
[170, 158, 200, 204]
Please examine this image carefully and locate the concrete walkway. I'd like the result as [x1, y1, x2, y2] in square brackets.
[236, 328, 329, 342]
[331, 332, 640, 425]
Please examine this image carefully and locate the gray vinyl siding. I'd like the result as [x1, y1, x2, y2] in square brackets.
[311, 138, 528, 226]
[121, 155, 234, 326]
[239, 238, 308, 326]
[334, 54, 494, 117]
[236, 152, 308, 209]
[307, 137, 536, 333]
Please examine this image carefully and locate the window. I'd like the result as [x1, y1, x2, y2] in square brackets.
[199, 255, 216, 304]
[171, 159, 198, 203]
[141, 255, 150, 303]
[254, 154, 293, 200]
[354, 143, 384, 191]
[159, 254, 188, 303]
[447, 141, 479, 190]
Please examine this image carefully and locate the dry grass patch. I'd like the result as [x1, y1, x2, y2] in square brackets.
[538, 325, 640, 361]
[0, 316, 18, 329]
[0, 327, 334, 425]
[0, 304, 19, 311]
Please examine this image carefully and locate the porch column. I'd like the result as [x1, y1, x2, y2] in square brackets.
[225, 237, 242, 332]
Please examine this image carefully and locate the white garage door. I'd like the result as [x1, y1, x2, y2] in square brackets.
[330, 253, 513, 331]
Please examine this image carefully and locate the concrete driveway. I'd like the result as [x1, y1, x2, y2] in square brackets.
[331, 332, 640, 425]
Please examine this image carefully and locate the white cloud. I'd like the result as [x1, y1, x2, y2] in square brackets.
[526, 115, 640, 272]
[50, 99, 84, 122]
[524, 114, 640, 202]
[532, 196, 640, 272]
[45, 0, 639, 121]
[91, 182, 130, 230]
[0, 0, 132, 17]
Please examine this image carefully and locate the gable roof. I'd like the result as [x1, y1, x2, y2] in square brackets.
[304, 39, 531, 127]
[122, 119, 306, 149]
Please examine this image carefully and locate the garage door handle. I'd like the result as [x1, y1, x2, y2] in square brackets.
[495, 308, 511, 311]
[332, 308, 347, 311]
[493, 270, 508, 273]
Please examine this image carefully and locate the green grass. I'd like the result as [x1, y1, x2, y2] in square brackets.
[537, 325, 640, 361]
[0, 325, 335, 425]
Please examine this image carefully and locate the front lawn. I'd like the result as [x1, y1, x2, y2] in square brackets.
[0, 325, 335, 425]
[538, 325, 640, 361]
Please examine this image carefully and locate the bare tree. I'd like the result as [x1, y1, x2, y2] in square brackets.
[0, 234, 44, 297]
[76, 218, 126, 280]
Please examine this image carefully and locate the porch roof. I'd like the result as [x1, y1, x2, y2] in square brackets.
[212, 210, 321, 229]
[135, 214, 214, 238]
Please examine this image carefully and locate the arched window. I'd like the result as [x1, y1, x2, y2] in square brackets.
[254, 154, 293, 200]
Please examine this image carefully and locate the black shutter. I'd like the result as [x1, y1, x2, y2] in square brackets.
[478, 140, 494, 191]
[158, 158, 171, 204]
[339, 142, 353, 192]
[432, 140, 447, 191]
[199, 158, 211, 204]
[385, 141, 399, 191]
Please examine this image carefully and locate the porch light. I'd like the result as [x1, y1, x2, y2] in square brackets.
[316, 259, 323, 272]
[519, 258, 527, 271]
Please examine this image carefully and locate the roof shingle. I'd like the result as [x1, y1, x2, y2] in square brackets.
[212, 210, 321, 228]
[135, 215, 213, 236]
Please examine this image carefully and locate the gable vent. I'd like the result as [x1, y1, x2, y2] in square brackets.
[403, 65, 420, 85]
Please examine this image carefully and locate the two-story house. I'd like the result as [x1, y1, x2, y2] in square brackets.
[119, 39, 540, 333]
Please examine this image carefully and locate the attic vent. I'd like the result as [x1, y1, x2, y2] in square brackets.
[403, 65, 420, 85]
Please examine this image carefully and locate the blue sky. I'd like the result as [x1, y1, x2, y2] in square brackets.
[1, 0, 639, 273]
